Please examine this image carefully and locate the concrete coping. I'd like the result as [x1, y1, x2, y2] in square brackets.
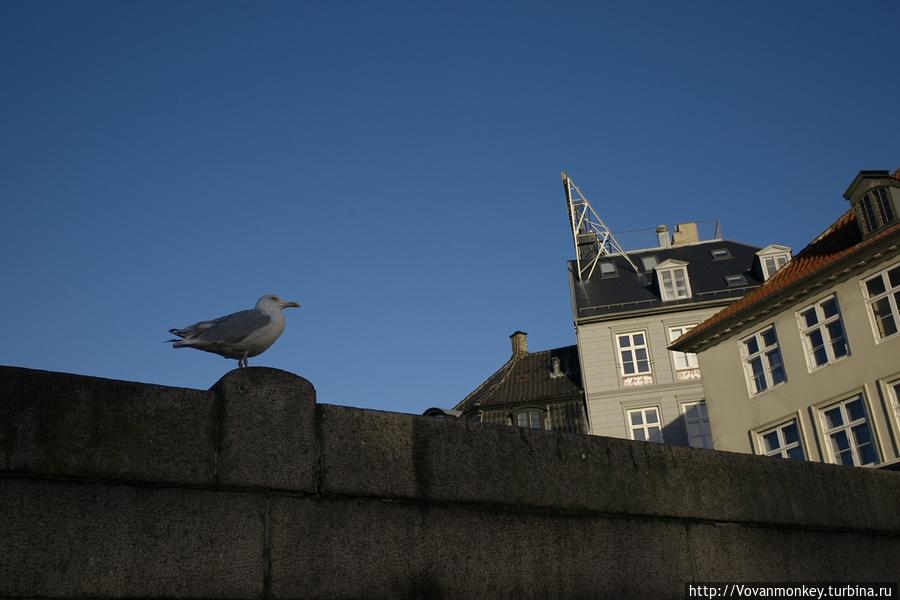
[2, 365, 899, 534]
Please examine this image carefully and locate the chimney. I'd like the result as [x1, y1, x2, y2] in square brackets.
[673, 222, 699, 245]
[510, 331, 528, 357]
[656, 225, 671, 248]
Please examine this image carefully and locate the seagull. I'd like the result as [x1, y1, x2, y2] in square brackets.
[166, 294, 301, 368]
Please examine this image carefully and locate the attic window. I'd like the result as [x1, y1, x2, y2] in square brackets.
[710, 248, 732, 260]
[658, 265, 692, 300]
[762, 254, 789, 280]
[857, 188, 896, 236]
[725, 274, 747, 287]
[599, 261, 617, 277]
[641, 256, 658, 271]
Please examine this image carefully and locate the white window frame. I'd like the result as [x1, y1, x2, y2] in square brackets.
[756, 245, 792, 281]
[626, 407, 664, 443]
[886, 377, 900, 436]
[758, 419, 805, 460]
[820, 395, 879, 467]
[668, 325, 699, 371]
[740, 325, 787, 396]
[796, 295, 850, 371]
[514, 408, 544, 430]
[656, 261, 692, 301]
[616, 331, 652, 376]
[761, 254, 789, 280]
[862, 262, 900, 342]
[681, 401, 712, 449]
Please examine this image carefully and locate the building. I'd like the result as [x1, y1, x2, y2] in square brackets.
[569, 223, 790, 447]
[453, 331, 588, 433]
[670, 170, 900, 468]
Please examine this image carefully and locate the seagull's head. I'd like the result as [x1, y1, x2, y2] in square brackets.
[256, 294, 301, 312]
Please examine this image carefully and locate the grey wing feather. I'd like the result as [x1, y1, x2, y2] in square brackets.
[194, 310, 272, 345]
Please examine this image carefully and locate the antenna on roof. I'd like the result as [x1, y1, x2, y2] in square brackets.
[562, 171, 639, 281]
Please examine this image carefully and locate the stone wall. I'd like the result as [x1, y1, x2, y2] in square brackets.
[1, 365, 898, 599]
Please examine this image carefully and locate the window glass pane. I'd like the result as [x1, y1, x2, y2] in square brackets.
[684, 404, 698, 420]
[821, 298, 838, 318]
[750, 357, 766, 392]
[648, 427, 663, 443]
[517, 413, 528, 427]
[645, 409, 658, 424]
[633, 429, 646, 441]
[858, 441, 877, 465]
[876, 188, 895, 224]
[600, 262, 615, 275]
[860, 197, 878, 232]
[890, 267, 900, 289]
[786, 446, 804, 460]
[866, 276, 886, 297]
[633, 333, 645, 346]
[809, 330, 827, 366]
[827, 322, 848, 357]
[762, 327, 777, 347]
[619, 336, 631, 348]
[776, 255, 788, 268]
[801, 308, 818, 328]
[745, 338, 759, 355]
[783, 423, 799, 445]
[851, 423, 871, 445]
[697, 403, 708, 418]
[623, 361, 635, 375]
[846, 399, 865, 422]
[873, 298, 898, 337]
[767, 349, 786, 384]
[825, 407, 843, 429]
[762, 431, 780, 453]
[832, 430, 851, 452]
[630, 412, 643, 426]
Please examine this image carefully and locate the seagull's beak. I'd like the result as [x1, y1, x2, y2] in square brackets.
[282, 300, 301, 309]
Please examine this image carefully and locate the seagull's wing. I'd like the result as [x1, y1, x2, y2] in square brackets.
[194, 309, 272, 345]
[168, 320, 218, 339]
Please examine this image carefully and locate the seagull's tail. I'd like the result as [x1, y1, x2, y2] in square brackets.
[165, 328, 187, 344]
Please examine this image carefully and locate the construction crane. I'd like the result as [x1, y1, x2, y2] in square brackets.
[562, 171, 639, 281]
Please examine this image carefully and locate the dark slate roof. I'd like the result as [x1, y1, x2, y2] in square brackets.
[454, 345, 583, 413]
[672, 208, 900, 353]
[570, 239, 765, 321]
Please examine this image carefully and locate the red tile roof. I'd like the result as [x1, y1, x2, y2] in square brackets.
[672, 207, 900, 352]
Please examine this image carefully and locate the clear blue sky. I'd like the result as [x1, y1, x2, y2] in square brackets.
[2, 1, 899, 413]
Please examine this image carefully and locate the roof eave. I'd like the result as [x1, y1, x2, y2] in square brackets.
[672, 230, 900, 354]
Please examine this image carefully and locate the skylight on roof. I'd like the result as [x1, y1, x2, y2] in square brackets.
[599, 261, 617, 277]
[641, 256, 658, 271]
[724, 274, 748, 287]
[710, 248, 732, 260]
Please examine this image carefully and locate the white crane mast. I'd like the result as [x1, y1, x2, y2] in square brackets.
[562, 171, 639, 281]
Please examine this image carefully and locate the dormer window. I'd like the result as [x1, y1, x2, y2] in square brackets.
[843, 170, 900, 240]
[655, 259, 692, 301]
[762, 255, 789, 279]
[856, 187, 896, 236]
[755, 245, 792, 281]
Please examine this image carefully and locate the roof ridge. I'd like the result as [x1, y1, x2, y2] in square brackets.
[452, 354, 519, 412]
